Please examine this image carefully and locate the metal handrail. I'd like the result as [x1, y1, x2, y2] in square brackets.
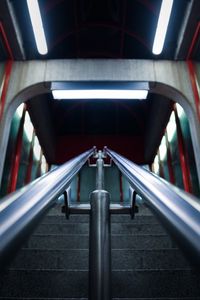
[0, 148, 94, 268]
[105, 148, 200, 267]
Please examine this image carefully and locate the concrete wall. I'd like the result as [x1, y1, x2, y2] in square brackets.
[0, 59, 200, 183]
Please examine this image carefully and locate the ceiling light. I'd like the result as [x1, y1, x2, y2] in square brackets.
[176, 103, 184, 118]
[41, 155, 47, 174]
[16, 104, 25, 118]
[153, 155, 159, 174]
[152, 0, 173, 55]
[33, 136, 41, 160]
[24, 112, 34, 142]
[167, 111, 176, 142]
[52, 89, 148, 100]
[27, 0, 48, 55]
[159, 136, 167, 161]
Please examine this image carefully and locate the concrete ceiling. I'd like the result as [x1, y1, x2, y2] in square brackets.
[0, 0, 199, 164]
[0, 0, 198, 60]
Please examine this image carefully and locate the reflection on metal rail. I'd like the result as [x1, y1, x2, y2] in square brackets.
[0, 148, 94, 268]
[104, 147, 200, 267]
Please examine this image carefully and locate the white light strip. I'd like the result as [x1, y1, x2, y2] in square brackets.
[24, 112, 34, 142]
[167, 111, 176, 142]
[159, 136, 167, 161]
[33, 136, 41, 160]
[153, 155, 159, 174]
[27, 0, 48, 55]
[41, 155, 47, 174]
[176, 103, 184, 118]
[152, 0, 173, 55]
[52, 89, 148, 100]
[16, 104, 25, 118]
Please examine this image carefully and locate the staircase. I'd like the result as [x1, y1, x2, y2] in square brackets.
[1, 203, 200, 300]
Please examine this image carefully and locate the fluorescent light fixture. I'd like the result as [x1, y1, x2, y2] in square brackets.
[176, 103, 184, 118]
[159, 136, 167, 161]
[27, 0, 48, 55]
[33, 136, 41, 160]
[16, 104, 25, 118]
[153, 155, 159, 174]
[24, 112, 34, 142]
[52, 89, 148, 100]
[167, 111, 176, 142]
[152, 0, 173, 55]
[41, 155, 46, 174]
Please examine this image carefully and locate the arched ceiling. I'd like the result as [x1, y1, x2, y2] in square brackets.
[0, 0, 199, 60]
[0, 0, 200, 165]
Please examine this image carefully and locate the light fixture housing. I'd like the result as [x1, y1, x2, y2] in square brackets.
[27, 0, 48, 55]
[167, 111, 176, 142]
[51, 82, 149, 100]
[52, 89, 148, 100]
[152, 0, 174, 55]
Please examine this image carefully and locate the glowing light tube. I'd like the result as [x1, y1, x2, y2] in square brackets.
[52, 89, 148, 100]
[152, 0, 173, 55]
[27, 0, 48, 55]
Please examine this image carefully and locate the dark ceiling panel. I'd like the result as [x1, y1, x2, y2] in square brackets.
[1, 0, 195, 165]
[78, 27, 121, 58]
[50, 98, 150, 136]
[9, 0, 190, 60]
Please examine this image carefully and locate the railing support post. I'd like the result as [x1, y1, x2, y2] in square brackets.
[89, 189, 111, 300]
[89, 150, 111, 300]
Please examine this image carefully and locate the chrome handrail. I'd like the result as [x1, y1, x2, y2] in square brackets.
[0, 148, 94, 268]
[105, 148, 200, 267]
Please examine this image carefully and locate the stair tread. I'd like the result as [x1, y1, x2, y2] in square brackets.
[1, 205, 198, 299]
[1, 269, 200, 298]
[35, 223, 165, 234]
[0, 298, 199, 300]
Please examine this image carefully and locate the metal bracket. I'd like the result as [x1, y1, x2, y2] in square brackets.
[130, 190, 136, 219]
[62, 190, 70, 219]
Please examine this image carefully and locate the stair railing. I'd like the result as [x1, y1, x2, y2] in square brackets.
[0, 148, 94, 268]
[105, 147, 200, 267]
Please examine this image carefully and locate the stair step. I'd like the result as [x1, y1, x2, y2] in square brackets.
[9, 249, 189, 270]
[1, 203, 197, 300]
[0, 269, 199, 298]
[113, 269, 200, 298]
[34, 223, 166, 235]
[24, 234, 176, 250]
[0, 299, 199, 300]
[1, 298, 200, 300]
[42, 215, 159, 224]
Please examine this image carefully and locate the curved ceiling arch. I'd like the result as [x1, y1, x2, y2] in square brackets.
[0, 73, 199, 183]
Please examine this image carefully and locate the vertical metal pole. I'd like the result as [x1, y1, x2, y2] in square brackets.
[165, 131, 175, 184]
[77, 172, 81, 202]
[174, 106, 192, 193]
[187, 21, 200, 120]
[8, 106, 26, 193]
[24, 132, 35, 185]
[0, 60, 13, 120]
[89, 151, 111, 300]
[119, 171, 123, 203]
[36, 151, 42, 178]
[0, 21, 13, 120]
[187, 61, 200, 121]
[157, 150, 165, 179]
[96, 150, 104, 190]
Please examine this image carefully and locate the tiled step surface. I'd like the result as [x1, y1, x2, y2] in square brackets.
[42, 214, 159, 224]
[0, 205, 199, 300]
[35, 222, 166, 234]
[0, 269, 200, 298]
[24, 234, 176, 250]
[10, 248, 190, 270]
[1, 298, 200, 300]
